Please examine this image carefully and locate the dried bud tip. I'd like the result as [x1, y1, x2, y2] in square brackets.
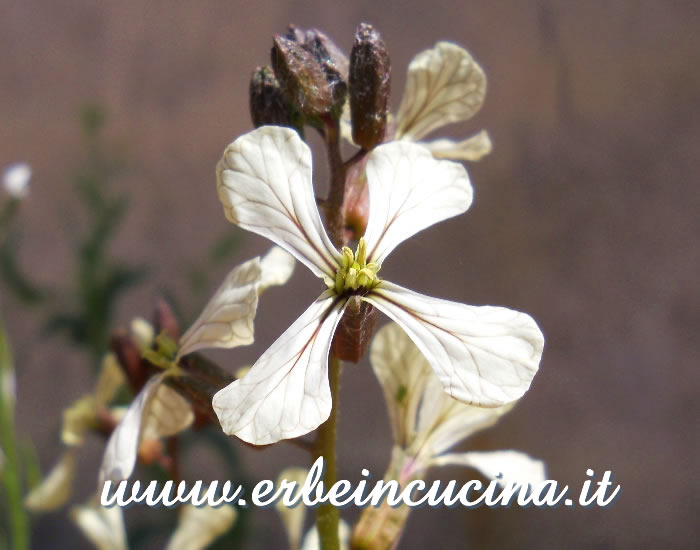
[249, 65, 296, 128]
[349, 23, 391, 150]
[272, 30, 347, 120]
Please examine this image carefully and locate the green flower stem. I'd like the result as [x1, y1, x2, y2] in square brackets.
[0, 315, 29, 550]
[313, 354, 342, 550]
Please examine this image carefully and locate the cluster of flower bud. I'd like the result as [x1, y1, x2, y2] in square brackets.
[249, 23, 391, 148]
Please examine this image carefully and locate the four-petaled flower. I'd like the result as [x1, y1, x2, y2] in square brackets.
[99, 247, 294, 483]
[370, 322, 546, 485]
[212, 125, 544, 445]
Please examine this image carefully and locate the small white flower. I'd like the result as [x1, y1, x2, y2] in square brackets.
[71, 498, 236, 550]
[71, 497, 128, 550]
[213, 125, 543, 445]
[98, 369, 194, 484]
[25, 355, 125, 512]
[24, 451, 77, 512]
[371, 322, 545, 486]
[99, 247, 294, 483]
[2, 162, 31, 199]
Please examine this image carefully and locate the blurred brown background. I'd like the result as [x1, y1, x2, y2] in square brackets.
[2, 0, 699, 548]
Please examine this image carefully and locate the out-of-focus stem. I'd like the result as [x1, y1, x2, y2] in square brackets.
[0, 314, 29, 550]
[313, 354, 342, 550]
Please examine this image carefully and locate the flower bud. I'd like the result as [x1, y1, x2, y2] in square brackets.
[271, 32, 347, 119]
[304, 28, 349, 81]
[303, 29, 349, 113]
[349, 23, 391, 150]
[249, 66, 297, 128]
[153, 297, 180, 341]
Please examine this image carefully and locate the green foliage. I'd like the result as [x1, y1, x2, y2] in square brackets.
[1, 104, 146, 365]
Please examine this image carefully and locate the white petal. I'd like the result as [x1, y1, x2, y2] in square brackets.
[363, 281, 544, 407]
[213, 291, 347, 445]
[423, 129, 492, 162]
[139, 384, 194, 441]
[94, 353, 126, 409]
[2, 162, 31, 199]
[275, 467, 309, 550]
[99, 371, 192, 483]
[178, 257, 262, 357]
[416, 397, 512, 459]
[369, 322, 434, 448]
[24, 451, 76, 512]
[363, 142, 472, 265]
[217, 126, 341, 280]
[431, 450, 547, 488]
[395, 42, 486, 141]
[71, 498, 127, 550]
[258, 246, 296, 291]
[166, 504, 237, 550]
[300, 520, 351, 550]
[61, 395, 97, 447]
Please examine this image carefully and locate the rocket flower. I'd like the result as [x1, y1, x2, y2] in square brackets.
[99, 247, 294, 483]
[370, 322, 545, 485]
[352, 323, 545, 549]
[25, 354, 126, 512]
[71, 496, 237, 550]
[212, 125, 543, 445]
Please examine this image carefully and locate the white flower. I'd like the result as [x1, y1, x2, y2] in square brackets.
[371, 322, 545, 486]
[165, 504, 237, 550]
[24, 451, 77, 512]
[99, 247, 294, 483]
[98, 368, 194, 484]
[71, 498, 236, 550]
[71, 498, 128, 550]
[212, 125, 544, 445]
[2, 162, 31, 199]
[342, 42, 491, 162]
[25, 355, 125, 512]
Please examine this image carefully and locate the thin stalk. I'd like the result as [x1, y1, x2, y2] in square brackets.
[323, 117, 347, 248]
[313, 354, 342, 550]
[0, 315, 29, 550]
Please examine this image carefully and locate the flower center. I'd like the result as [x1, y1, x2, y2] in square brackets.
[333, 237, 381, 294]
